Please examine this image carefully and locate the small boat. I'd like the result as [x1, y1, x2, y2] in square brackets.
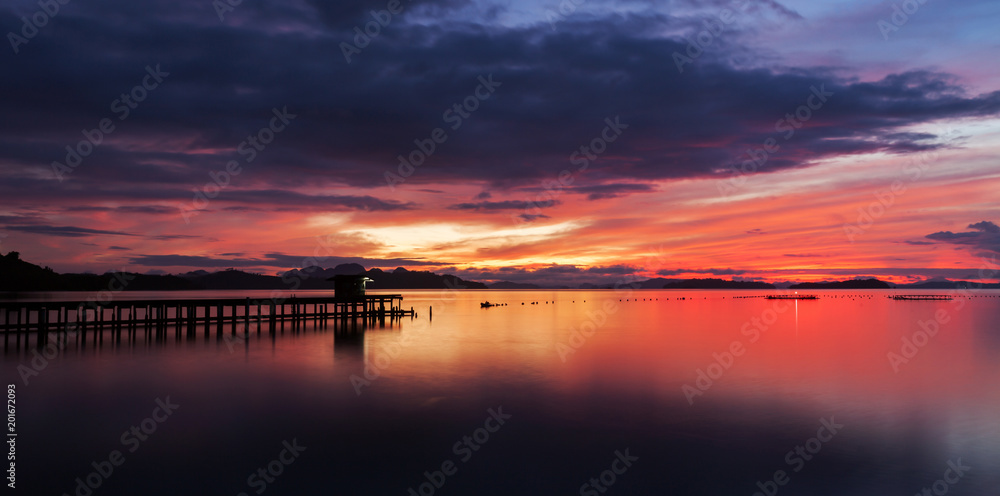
[480, 301, 495, 308]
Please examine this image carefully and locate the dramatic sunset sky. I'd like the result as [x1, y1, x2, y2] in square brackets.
[1, 0, 999, 286]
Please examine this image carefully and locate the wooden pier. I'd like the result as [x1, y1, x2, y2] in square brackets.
[0, 295, 414, 351]
[766, 294, 818, 300]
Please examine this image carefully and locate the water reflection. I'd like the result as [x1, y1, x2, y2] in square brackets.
[4, 289, 1000, 495]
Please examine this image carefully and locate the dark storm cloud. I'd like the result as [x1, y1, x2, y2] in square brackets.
[6, 225, 137, 237]
[925, 221, 1000, 254]
[65, 205, 178, 214]
[2, 0, 1000, 211]
[127, 252, 442, 269]
[149, 234, 203, 240]
[657, 268, 748, 276]
[968, 221, 1000, 234]
[127, 254, 269, 268]
[219, 190, 418, 211]
[569, 183, 657, 200]
[585, 264, 641, 275]
[0, 178, 414, 212]
[261, 253, 442, 268]
[448, 200, 559, 211]
[0, 213, 46, 224]
[306, 0, 475, 29]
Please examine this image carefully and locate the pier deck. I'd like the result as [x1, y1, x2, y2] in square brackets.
[0, 295, 414, 337]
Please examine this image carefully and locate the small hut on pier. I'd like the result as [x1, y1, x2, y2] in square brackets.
[331, 275, 373, 299]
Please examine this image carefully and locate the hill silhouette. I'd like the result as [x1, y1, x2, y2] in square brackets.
[895, 278, 1000, 289]
[489, 281, 541, 289]
[662, 278, 775, 289]
[0, 252, 199, 291]
[789, 278, 891, 289]
[0, 253, 487, 291]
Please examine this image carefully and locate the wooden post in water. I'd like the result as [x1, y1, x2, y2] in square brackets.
[244, 298, 250, 332]
[14, 308, 23, 349]
[98, 307, 105, 347]
[279, 302, 286, 335]
[38, 308, 47, 347]
[22, 309, 29, 352]
[119, 307, 126, 343]
[216, 303, 223, 338]
[269, 301, 276, 334]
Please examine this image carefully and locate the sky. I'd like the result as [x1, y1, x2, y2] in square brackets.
[1, 0, 999, 286]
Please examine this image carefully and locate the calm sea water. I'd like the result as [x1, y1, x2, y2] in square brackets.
[3, 289, 999, 495]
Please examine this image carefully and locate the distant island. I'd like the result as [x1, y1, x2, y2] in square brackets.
[577, 278, 774, 290]
[662, 278, 776, 289]
[3, 252, 996, 292]
[0, 252, 487, 292]
[789, 278, 891, 289]
[489, 281, 541, 289]
[895, 278, 1000, 289]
